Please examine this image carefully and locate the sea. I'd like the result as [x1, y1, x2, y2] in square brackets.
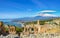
[0, 19, 22, 27]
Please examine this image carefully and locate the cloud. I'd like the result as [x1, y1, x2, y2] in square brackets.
[40, 10, 56, 13]
[37, 10, 57, 17]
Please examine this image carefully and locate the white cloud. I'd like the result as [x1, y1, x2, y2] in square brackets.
[40, 10, 56, 13]
[37, 10, 57, 17]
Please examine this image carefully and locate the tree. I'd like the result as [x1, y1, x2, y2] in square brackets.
[16, 27, 24, 33]
[40, 21, 45, 25]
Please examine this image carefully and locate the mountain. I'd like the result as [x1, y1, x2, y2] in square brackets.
[38, 13, 57, 17]
[12, 13, 59, 22]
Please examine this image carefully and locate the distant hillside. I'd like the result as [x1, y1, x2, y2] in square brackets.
[24, 18, 60, 25]
[12, 16, 60, 23]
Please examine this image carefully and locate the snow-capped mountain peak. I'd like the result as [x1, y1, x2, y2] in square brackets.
[38, 13, 57, 17]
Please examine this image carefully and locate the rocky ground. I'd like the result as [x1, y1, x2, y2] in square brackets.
[0, 34, 20, 38]
[20, 34, 60, 38]
[0, 34, 60, 38]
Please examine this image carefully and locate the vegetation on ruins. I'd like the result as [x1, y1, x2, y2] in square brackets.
[24, 19, 53, 25]
[16, 27, 24, 33]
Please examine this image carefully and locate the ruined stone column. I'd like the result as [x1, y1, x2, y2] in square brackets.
[37, 20, 40, 25]
[23, 27, 26, 32]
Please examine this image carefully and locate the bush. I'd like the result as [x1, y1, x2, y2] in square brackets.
[16, 27, 24, 33]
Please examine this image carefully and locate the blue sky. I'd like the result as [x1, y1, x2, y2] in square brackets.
[0, 0, 60, 19]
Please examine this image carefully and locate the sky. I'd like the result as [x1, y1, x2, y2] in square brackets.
[0, 0, 60, 19]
